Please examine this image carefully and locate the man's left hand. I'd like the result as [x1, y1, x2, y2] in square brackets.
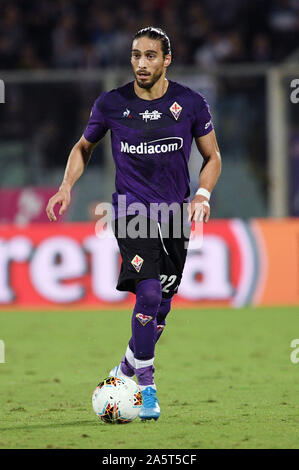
[187, 195, 210, 223]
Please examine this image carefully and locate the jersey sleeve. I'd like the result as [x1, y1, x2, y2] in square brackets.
[191, 93, 214, 138]
[83, 93, 109, 143]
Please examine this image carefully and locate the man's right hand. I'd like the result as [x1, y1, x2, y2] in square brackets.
[46, 183, 71, 222]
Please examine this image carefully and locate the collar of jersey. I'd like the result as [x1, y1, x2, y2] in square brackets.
[132, 80, 172, 103]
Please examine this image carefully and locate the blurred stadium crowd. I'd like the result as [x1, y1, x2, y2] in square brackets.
[1, 0, 298, 221]
[1, 0, 299, 69]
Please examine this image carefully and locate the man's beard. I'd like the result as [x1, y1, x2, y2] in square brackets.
[135, 68, 163, 89]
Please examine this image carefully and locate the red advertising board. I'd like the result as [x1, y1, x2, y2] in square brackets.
[0, 188, 64, 224]
[0, 219, 298, 308]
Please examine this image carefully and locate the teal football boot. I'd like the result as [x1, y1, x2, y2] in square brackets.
[139, 386, 160, 421]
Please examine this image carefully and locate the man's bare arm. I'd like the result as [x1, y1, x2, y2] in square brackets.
[46, 135, 98, 222]
[188, 130, 222, 223]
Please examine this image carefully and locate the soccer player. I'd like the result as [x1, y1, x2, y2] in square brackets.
[46, 27, 221, 421]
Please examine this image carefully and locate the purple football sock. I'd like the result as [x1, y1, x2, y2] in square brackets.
[120, 354, 135, 377]
[129, 297, 172, 351]
[132, 278, 161, 359]
[129, 337, 134, 353]
[131, 279, 162, 386]
[123, 289, 171, 384]
[135, 365, 156, 387]
[155, 298, 172, 343]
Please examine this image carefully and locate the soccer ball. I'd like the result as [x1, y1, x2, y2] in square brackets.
[92, 376, 143, 424]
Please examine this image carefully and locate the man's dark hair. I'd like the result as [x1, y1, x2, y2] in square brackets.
[133, 27, 171, 57]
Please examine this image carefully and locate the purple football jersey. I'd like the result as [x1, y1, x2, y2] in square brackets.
[84, 80, 213, 218]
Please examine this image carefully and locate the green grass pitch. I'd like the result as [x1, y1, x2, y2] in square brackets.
[0, 306, 299, 449]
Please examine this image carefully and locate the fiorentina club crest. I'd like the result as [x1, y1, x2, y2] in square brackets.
[136, 313, 153, 326]
[169, 101, 182, 120]
[131, 254, 144, 272]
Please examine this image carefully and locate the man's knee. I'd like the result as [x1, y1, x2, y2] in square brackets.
[135, 278, 162, 313]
